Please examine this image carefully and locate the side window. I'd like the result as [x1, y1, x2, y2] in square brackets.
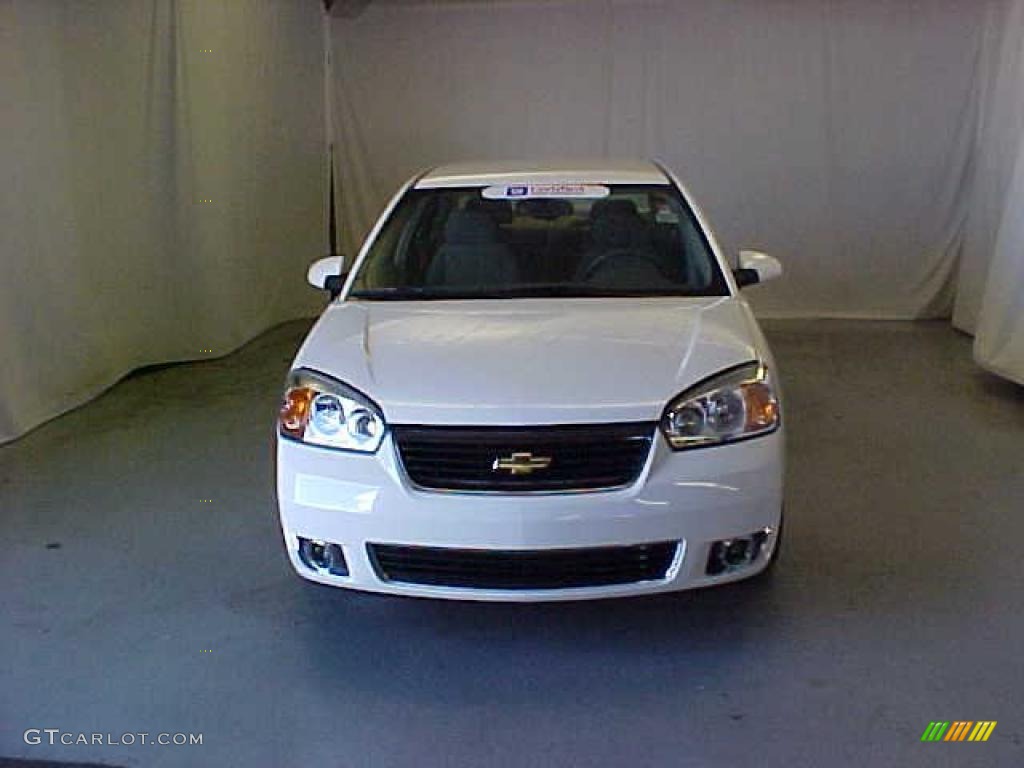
[358, 191, 462, 289]
[655, 191, 712, 288]
[403, 195, 443, 281]
[358, 205, 409, 288]
[354, 192, 430, 289]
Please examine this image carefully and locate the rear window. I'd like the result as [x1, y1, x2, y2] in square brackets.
[348, 184, 727, 300]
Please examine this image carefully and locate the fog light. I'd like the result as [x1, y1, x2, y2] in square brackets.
[724, 539, 750, 566]
[298, 537, 349, 576]
[706, 529, 770, 575]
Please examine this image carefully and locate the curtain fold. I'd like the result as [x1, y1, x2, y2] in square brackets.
[953, 0, 1024, 334]
[0, 0, 326, 443]
[972, 2, 1024, 384]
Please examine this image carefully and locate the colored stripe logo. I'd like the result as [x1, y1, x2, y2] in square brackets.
[921, 721, 996, 742]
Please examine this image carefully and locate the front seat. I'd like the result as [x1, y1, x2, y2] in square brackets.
[575, 201, 656, 281]
[426, 209, 520, 288]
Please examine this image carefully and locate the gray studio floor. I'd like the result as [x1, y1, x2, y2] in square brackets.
[2, 319, 1022, 768]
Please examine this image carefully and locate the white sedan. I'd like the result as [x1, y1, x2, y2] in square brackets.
[276, 160, 784, 601]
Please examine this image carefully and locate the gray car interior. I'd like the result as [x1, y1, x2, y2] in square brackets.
[397, 189, 710, 291]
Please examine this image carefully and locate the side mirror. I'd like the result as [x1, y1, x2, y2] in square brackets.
[733, 250, 782, 288]
[307, 256, 347, 298]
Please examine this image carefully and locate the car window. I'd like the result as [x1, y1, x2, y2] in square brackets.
[348, 184, 727, 299]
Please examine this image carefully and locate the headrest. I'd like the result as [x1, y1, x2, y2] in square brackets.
[465, 197, 514, 224]
[514, 198, 574, 220]
[591, 210, 651, 250]
[445, 209, 500, 244]
[590, 198, 639, 221]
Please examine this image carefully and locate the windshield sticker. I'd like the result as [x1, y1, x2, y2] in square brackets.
[483, 183, 610, 200]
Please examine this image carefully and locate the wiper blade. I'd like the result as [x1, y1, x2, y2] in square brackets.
[348, 286, 556, 300]
[486, 284, 687, 297]
[348, 284, 710, 300]
[348, 287, 436, 300]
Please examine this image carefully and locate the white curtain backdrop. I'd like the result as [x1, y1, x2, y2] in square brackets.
[952, 1, 1024, 335]
[0, 0, 326, 443]
[329, 0, 988, 320]
[971, 0, 1024, 384]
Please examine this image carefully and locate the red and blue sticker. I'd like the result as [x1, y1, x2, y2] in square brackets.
[483, 183, 610, 200]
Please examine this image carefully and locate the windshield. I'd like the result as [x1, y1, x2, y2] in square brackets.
[348, 183, 728, 300]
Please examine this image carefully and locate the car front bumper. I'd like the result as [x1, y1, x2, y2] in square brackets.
[275, 428, 783, 601]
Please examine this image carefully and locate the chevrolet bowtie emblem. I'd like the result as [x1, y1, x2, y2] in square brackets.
[492, 452, 552, 476]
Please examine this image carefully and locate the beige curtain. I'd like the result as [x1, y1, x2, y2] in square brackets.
[971, 1, 1024, 384]
[0, 0, 326, 443]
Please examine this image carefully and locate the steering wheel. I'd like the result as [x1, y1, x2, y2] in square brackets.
[579, 248, 668, 282]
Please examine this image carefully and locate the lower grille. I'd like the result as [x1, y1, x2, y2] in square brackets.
[392, 423, 655, 492]
[368, 541, 678, 590]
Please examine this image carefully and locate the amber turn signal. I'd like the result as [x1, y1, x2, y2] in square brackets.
[742, 382, 778, 430]
[279, 386, 315, 438]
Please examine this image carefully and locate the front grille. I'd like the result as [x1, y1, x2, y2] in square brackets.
[391, 423, 655, 492]
[368, 541, 678, 590]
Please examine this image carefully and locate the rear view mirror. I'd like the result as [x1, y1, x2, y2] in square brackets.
[307, 256, 347, 298]
[733, 250, 782, 288]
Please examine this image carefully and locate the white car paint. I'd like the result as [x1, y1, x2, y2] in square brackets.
[416, 159, 667, 188]
[278, 159, 784, 601]
[293, 297, 758, 425]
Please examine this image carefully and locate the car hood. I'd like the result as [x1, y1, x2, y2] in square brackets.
[293, 297, 762, 425]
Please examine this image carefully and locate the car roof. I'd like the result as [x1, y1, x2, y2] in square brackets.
[416, 159, 670, 188]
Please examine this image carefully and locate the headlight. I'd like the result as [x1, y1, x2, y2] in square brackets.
[661, 362, 779, 450]
[278, 368, 386, 453]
